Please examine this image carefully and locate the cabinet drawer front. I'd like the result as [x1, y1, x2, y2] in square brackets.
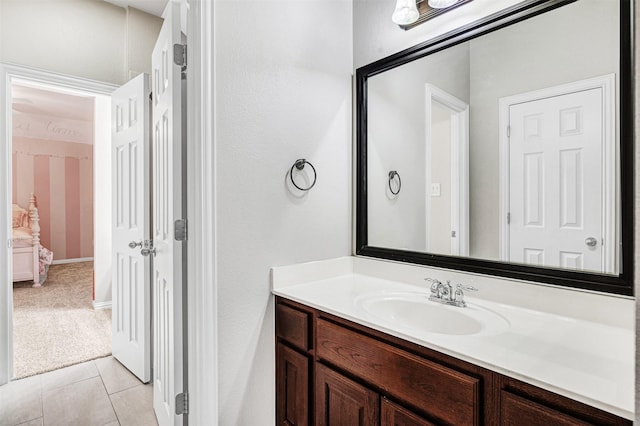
[276, 303, 310, 351]
[501, 391, 594, 426]
[317, 319, 479, 426]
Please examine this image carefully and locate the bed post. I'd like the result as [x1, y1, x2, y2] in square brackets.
[28, 193, 40, 287]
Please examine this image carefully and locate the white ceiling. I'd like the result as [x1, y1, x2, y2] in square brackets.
[12, 83, 95, 144]
[12, 84, 94, 122]
[103, 0, 169, 17]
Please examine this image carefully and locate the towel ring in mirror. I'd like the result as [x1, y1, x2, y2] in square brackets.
[290, 159, 317, 191]
[388, 170, 401, 195]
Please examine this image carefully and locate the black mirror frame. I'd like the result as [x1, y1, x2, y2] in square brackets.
[356, 0, 634, 296]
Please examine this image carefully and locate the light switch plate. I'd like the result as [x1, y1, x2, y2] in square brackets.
[431, 183, 441, 197]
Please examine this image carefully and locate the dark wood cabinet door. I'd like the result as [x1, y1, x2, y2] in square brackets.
[501, 391, 594, 426]
[315, 364, 379, 426]
[381, 398, 436, 426]
[277, 343, 310, 426]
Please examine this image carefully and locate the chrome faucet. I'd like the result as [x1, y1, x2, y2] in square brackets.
[424, 278, 477, 307]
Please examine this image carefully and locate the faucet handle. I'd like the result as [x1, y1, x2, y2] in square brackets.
[424, 278, 441, 294]
[454, 284, 478, 307]
[456, 284, 478, 292]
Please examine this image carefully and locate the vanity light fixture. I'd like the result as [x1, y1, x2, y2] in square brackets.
[428, 0, 459, 8]
[394, 0, 473, 30]
[392, 0, 419, 25]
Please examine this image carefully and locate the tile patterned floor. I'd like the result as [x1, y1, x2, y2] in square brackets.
[0, 356, 158, 426]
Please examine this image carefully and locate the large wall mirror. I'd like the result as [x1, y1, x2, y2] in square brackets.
[356, 0, 634, 295]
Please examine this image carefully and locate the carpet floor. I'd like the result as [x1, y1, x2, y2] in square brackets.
[12, 261, 112, 379]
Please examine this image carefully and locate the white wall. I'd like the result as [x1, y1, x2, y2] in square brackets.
[429, 104, 452, 254]
[214, 1, 352, 424]
[93, 96, 112, 305]
[0, 1, 162, 85]
[634, 4, 640, 424]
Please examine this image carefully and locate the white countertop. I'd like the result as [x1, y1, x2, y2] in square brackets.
[271, 257, 634, 420]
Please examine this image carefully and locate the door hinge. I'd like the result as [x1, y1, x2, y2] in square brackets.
[507, 125, 511, 138]
[176, 392, 189, 415]
[174, 43, 187, 78]
[507, 212, 511, 224]
[451, 230, 456, 238]
[175, 219, 188, 241]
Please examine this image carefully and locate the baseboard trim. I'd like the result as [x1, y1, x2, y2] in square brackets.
[92, 300, 112, 310]
[52, 257, 94, 265]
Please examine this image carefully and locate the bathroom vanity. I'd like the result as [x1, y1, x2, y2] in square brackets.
[272, 257, 634, 425]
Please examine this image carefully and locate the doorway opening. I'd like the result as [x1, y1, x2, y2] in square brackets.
[424, 84, 469, 257]
[0, 64, 116, 382]
[9, 78, 113, 379]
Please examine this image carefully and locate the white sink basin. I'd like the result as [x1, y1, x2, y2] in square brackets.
[355, 291, 510, 336]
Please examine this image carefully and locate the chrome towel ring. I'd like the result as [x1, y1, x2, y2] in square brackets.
[290, 159, 317, 191]
[388, 170, 401, 195]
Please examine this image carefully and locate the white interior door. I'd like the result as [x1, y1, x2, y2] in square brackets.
[111, 73, 151, 383]
[508, 87, 603, 272]
[152, 3, 185, 425]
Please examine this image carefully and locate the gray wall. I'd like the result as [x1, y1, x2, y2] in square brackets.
[367, 44, 469, 251]
[468, 0, 619, 259]
[0, 1, 162, 85]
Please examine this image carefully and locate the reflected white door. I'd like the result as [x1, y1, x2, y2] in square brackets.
[111, 73, 151, 383]
[152, 3, 185, 425]
[508, 88, 603, 272]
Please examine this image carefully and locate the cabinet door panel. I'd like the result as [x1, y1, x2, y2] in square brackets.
[501, 391, 593, 426]
[277, 343, 309, 425]
[316, 364, 379, 426]
[381, 398, 436, 426]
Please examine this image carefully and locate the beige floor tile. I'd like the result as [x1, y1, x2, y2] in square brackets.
[39, 360, 99, 392]
[94, 357, 142, 395]
[102, 423, 120, 426]
[42, 377, 116, 426]
[0, 375, 42, 426]
[15, 418, 43, 426]
[110, 384, 157, 426]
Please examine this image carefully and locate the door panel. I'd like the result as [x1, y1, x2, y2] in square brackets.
[111, 73, 151, 383]
[152, 3, 185, 425]
[508, 88, 603, 272]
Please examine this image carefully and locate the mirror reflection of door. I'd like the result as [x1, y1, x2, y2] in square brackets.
[500, 75, 616, 274]
[425, 84, 469, 257]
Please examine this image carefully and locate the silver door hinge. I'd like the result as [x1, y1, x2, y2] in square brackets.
[507, 212, 511, 224]
[507, 125, 511, 138]
[175, 219, 188, 241]
[451, 230, 456, 238]
[174, 44, 187, 78]
[176, 392, 189, 415]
